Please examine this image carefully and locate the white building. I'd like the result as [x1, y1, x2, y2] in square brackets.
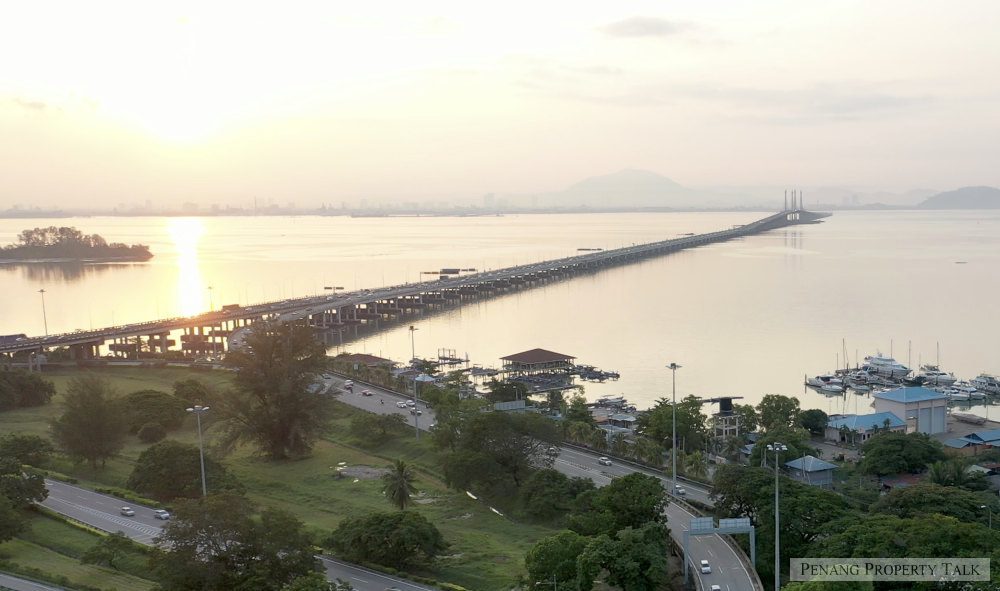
[872, 387, 948, 435]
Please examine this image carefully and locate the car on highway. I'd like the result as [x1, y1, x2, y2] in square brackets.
[120, 506, 135, 516]
[700, 559, 711, 574]
[154, 509, 171, 520]
[406, 400, 416, 407]
[674, 485, 687, 496]
[396, 401, 407, 408]
[546, 446, 559, 456]
[597, 457, 612, 466]
[711, 586, 722, 591]
[344, 380, 353, 387]
[409, 408, 422, 415]
[361, 390, 373, 396]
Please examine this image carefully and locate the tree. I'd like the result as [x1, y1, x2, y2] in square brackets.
[127, 440, 241, 500]
[732, 403, 759, 434]
[0, 433, 54, 466]
[636, 395, 708, 453]
[81, 531, 134, 570]
[518, 469, 595, 522]
[797, 409, 829, 436]
[859, 432, 945, 476]
[51, 375, 128, 469]
[137, 422, 167, 443]
[282, 573, 355, 591]
[756, 394, 800, 431]
[748, 427, 816, 468]
[0, 370, 55, 410]
[219, 322, 333, 459]
[172, 378, 213, 405]
[684, 450, 708, 479]
[569, 473, 666, 536]
[577, 522, 673, 591]
[524, 530, 589, 590]
[349, 413, 406, 446]
[564, 393, 593, 425]
[382, 459, 417, 510]
[122, 389, 188, 433]
[153, 493, 317, 591]
[871, 482, 992, 523]
[325, 511, 448, 569]
[0, 497, 26, 544]
[485, 379, 528, 403]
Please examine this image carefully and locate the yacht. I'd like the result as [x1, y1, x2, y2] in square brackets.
[820, 383, 845, 394]
[862, 354, 910, 378]
[971, 374, 1000, 396]
[806, 374, 844, 388]
[917, 365, 957, 386]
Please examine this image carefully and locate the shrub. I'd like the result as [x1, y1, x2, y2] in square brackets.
[137, 422, 167, 443]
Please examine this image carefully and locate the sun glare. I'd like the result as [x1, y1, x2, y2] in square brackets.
[167, 217, 206, 315]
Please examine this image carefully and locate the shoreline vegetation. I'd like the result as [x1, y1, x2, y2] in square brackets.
[0, 226, 152, 263]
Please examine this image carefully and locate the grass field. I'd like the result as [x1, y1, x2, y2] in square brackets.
[0, 513, 156, 591]
[0, 366, 555, 590]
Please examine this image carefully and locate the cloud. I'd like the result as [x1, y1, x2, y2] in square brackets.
[599, 17, 691, 38]
[10, 97, 48, 111]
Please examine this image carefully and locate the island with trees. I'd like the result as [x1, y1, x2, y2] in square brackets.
[0, 226, 153, 262]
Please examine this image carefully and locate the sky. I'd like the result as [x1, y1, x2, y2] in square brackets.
[1, 0, 999, 209]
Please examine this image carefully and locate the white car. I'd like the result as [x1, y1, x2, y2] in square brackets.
[711, 586, 721, 591]
[396, 401, 408, 408]
[406, 400, 416, 407]
[674, 485, 687, 496]
[597, 457, 612, 466]
[154, 509, 171, 520]
[700, 560, 711, 574]
[120, 506, 135, 517]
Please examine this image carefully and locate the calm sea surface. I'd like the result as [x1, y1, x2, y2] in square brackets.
[2, 211, 999, 417]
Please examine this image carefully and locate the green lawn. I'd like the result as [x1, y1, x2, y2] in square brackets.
[0, 513, 156, 591]
[1, 366, 556, 591]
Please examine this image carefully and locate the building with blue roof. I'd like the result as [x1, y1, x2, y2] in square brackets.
[825, 412, 906, 443]
[785, 455, 837, 488]
[873, 387, 948, 435]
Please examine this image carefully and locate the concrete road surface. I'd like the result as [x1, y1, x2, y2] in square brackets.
[40, 480, 431, 591]
[0, 573, 66, 591]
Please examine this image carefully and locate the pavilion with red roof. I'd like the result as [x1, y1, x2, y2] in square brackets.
[500, 348, 575, 375]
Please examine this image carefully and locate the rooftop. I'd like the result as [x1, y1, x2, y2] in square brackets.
[500, 348, 575, 364]
[964, 429, 1000, 443]
[827, 412, 905, 431]
[873, 386, 948, 404]
[785, 455, 838, 472]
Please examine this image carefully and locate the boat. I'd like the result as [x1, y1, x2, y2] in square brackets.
[806, 374, 844, 388]
[849, 383, 871, 393]
[971, 374, 1000, 395]
[952, 412, 987, 425]
[916, 364, 957, 386]
[952, 382, 984, 399]
[820, 383, 844, 394]
[862, 354, 910, 378]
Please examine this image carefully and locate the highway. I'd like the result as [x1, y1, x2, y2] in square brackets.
[322, 375, 760, 591]
[39, 480, 432, 591]
[0, 573, 65, 591]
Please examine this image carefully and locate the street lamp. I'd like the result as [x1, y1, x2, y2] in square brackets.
[207, 286, 214, 311]
[982, 505, 993, 529]
[667, 362, 681, 496]
[767, 442, 788, 591]
[409, 325, 419, 365]
[186, 405, 210, 497]
[38, 289, 48, 336]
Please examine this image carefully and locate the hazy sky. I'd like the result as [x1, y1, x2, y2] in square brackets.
[2, 0, 999, 208]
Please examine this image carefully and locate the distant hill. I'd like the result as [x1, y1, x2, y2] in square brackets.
[919, 186, 1000, 209]
[540, 169, 704, 208]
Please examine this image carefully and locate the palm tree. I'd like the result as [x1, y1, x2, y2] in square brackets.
[381, 459, 417, 510]
[685, 450, 708, 479]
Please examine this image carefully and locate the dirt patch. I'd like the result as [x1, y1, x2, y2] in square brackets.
[339, 466, 388, 480]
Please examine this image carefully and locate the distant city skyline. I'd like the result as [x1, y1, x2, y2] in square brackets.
[2, 0, 999, 209]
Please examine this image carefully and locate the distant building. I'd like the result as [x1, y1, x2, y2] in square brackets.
[608, 413, 639, 431]
[825, 412, 906, 443]
[873, 387, 948, 435]
[785, 455, 837, 488]
[500, 348, 575, 375]
[338, 353, 396, 369]
[943, 429, 1000, 456]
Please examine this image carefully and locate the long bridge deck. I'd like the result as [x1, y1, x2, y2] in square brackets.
[1, 209, 828, 357]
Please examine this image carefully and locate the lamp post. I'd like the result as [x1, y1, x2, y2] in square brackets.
[667, 362, 681, 496]
[186, 405, 210, 497]
[409, 325, 419, 365]
[38, 289, 48, 336]
[767, 442, 788, 591]
[982, 505, 993, 529]
[207, 286, 214, 311]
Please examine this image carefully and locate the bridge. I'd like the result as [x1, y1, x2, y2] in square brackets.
[1, 209, 828, 359]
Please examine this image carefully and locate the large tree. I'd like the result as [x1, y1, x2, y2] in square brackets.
[747, 426, 817, 468]
[577, 522, 673, 591]
[524, 530, 590, 590]
[153, 493, 317, 591]
[325, 511, 447, 569]
[0, 370, 55, 411]
[127, 440, 241, 500]
[569, 473, 667, 537]
[797, 409, 829, 436]
[756, 394, 801, 431]
[121, 389, 188, 433]
[0, 433, 54, 466]
[636, 395, 708, 453]
[859, 431, 945, 476]
[51, 375, 128, 469]
[870, 482, 993, 523]
[518, 469, 595, 522]
[219, 322, 333, 459]
[0, 455, 47, 542]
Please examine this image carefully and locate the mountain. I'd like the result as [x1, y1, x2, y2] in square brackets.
[540, 169, 705, 208]
[919, 186, 1000, 209]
